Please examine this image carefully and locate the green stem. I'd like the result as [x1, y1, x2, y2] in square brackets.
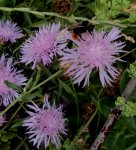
[72, 84, 80, 126]
[26, 69, 63, 94]
[0, 96, 22, 117]
[75, 95, 80, 127]
[73, 109, 98, 143]
[1, 104, 22, 132]
[0, 7, 136, 27]
[0, 70, 63, 117]
[16, 136, 27, 150]
[120, 48, 136, 59]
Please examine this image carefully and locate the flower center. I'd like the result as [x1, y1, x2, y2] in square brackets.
[38, 110, 58, 134]
[79, 41, 106, 68]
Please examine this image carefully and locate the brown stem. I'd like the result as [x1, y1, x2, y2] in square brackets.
[90, 77, 136, 150]
[121, 78, 136, 100]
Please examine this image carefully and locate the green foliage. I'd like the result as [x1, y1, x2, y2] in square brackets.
[107, 0, 130, 18]
[58, 79, 73, 95]
[1, 131, 17, 142]
[124, 116, 136, 136]
[120, 69, 130, 94]
[95, 0, 130, 20]
[4, 80, 23, 93]
[0, 141, 10, 150]
[98, 97, 114, 117]
[95, 0, 108, 20]
[127, 61, 136, 78]
[115, 97, 136, 116]
[103, 116, 136, 150]
[106, 130, 125, 150]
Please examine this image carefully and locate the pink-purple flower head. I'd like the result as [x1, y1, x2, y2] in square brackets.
[0, 20, 23, 43]
[21, 23, 69, 69]
[59, 27, 125, 87]
[0, 54, 27, 106]
[22, 96, 67, 149]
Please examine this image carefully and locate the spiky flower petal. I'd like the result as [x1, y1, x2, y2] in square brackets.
[22, 96, 67, 149]
[0, 20, 23, 43]
[59, 28, 125, 87]
[0, 54, 27, 106]
[21, 23, 69, 69]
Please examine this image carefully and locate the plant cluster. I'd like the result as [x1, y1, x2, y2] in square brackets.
[0, 0, 136, 150]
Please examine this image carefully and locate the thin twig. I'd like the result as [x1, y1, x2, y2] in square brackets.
[120, 48, 136, 59]
[90, 77, 136, 150]
[0, 7, 136, 28]
[122, 78, 136, 100]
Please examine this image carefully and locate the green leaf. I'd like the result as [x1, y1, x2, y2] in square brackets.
[68, 15, 77, 24]
[107, 0, 130, 18]
[125, 133, 136, 149]
[95, 0, 108, 20]
[23, 143, 29, 150]
[128, 89, 136, 102]
[31, 20, 49, 27]
[1, 132, 17, 142]
[58, 80, 73, 95]
[98, 97, 114, 117]
[10, 120, 22, 129]
[0, 141, 10, 150]
[126, 142, 136, 150]
[124, 116, 136, 136]
[106, 130, 125, 150]
[63, 138, 75, 150]
[22, 89, 42, 101]
[4, 80, 22, 93]
[120, 69, 130, 94]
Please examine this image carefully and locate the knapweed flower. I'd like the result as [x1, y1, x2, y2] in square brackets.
[0, 54, 27, 106]
[21, 23, 69, 69]
[59, 27, 125, 87]
[0, 115, 6, 127]
[0, 20, 23, 43]
[22, 97, 67, 149]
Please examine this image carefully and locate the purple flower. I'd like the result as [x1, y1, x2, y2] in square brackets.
[0, 20, 23, 43]
[0, 54, 27, 106]
[21, 23, 69, 69]
[59, 28, 125, 87]
[22, 96, 67, 149]
[0, 115, 6, 127]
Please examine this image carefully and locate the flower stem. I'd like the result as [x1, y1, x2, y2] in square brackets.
[120, 48, 136, 59]
[0, 7, 136, 28]
[72, 84, 80, 127]
[26, 69, 63, 94]
[1, 103, 22, 132]
[0, 96, 22, 117]
[73, 109, 98, 143]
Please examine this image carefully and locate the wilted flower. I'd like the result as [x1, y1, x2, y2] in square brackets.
[59, 28, 125, 87]
[0, 54, 27, 106]
[0, 115, 6, 127]
[22, 96, 67, 149]
[21, 23, 69, 69]
[0, 20, 23, 43]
